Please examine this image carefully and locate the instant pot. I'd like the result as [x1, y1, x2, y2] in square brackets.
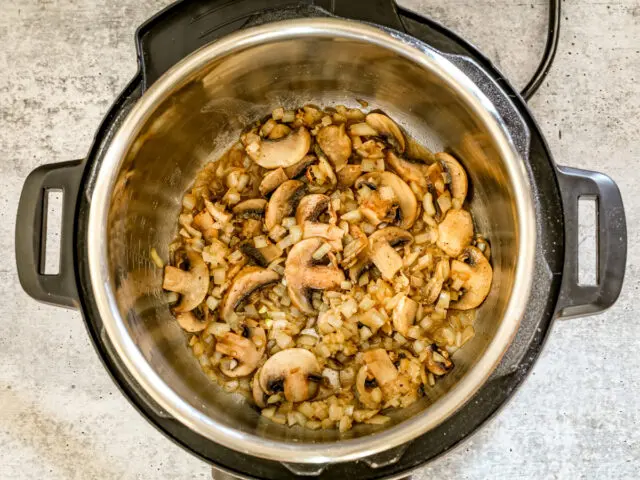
[15, 1, 626, 478]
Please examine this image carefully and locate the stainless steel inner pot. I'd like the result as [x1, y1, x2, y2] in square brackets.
[87, 19, 535, 463]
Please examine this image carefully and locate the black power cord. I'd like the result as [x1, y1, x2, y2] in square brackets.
[520, 0, 561, 100]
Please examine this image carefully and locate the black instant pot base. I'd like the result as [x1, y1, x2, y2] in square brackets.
[74, 2, 565, 478]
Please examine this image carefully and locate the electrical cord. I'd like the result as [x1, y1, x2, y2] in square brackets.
[520, 0, 561, 100]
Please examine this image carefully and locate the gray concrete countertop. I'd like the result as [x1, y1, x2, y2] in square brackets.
[1, 1, 638, 478]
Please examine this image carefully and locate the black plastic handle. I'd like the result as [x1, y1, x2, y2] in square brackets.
[555, 166, 626, 318]
[15, 160, 84, 308]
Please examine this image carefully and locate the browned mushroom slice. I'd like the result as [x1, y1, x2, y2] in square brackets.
[175, 311, 208, 333]
[219, 266, 280, 321]
[232, 198, 268, 220]
[246, 127, 311, 168]
[163, 250, 209, 313]
[296, 194, 336, 225]
[368, 227, 414, 280]
[392, 296, 418, 336]
[316, 124, 352, 170]
[264, 180, 308, 231]
[437, 209, 474, 257]
[450, 246, 493, 310]
[284, 155, 317, 179]
[284, 238, 345, 314]
[362, 349, 398, 386]
[216, 327, 266, 377]
[239, 240, 283, 268]
[365, 113, 406, 152]
[259, 168, 288, 196]
[355, 172, 418, 229]
[336, 164, 363, 188]
[252, 368, 268, 408]
[436, 152, 468, 208]
[192, 210, 218, 243]
[424, 343, 454, 376]
[268, 123, 291, 140]
[259, 348, 321, 402]
[385, 151, 429, 191]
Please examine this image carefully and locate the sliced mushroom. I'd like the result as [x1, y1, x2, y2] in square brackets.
[392, 296, 418, 336]
[356, 365, 383, 409]
[337, 164, 362, 188]
[355, 172, 418, 229]
[239, 240, 283, 268]
[362, 349, 398, 386]
[296, 194, 336, 225]
[252, 368, 268, 408]
[450, 246, 493, 310]
[425, 343, 453, 376]
[268, 123, 291, 140]
[316, 124, 352, 170]
[259, 168, 288, 196]
[192, 210, 218, 243]
[264, 180, 308, 231]
[368, 227, 414, 280]
[284, 238, 345, 314]
[216, 327, 266, 377]
[259, 348, 321, 402]
[385, 151, 429, 191]
[405, 138, 436, 163]
[437, 209, 474, 257]
[163, 250, 209, 313]
[176, 311, 208, 333]
[365, 113, 406, 152]
[284, 155, 316, 179]
[436, 152, 468, 208]
[220, 266, 280, 321]
[246, 127, 311, 169]
[232, 198, 268, 219]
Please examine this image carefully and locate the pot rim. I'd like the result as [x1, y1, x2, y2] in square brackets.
[87, 18, 536, 463]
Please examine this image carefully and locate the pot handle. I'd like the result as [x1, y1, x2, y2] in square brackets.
[15, 160, 84, 309]
[555, 166, 626, 318]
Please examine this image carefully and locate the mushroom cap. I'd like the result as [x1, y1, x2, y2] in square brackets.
[232, 198, 268, 219]
[239, 241, 283, 268]
[437, 209, 474, 257]
[316, 124, 352, 170]
[450, 246, 493, 310]
[220, 266, 280, 321]
[264, 180, 308, 231]
[259, 348, 321, 402]
[385, 151, 429, 190]
[163, 250, 209, 313]
[369, 226, 414, 249]
[355, 172, 418, 229]
[365, 113, 406, 152]
[216, 328, 266, 377]
[259, 168, 288, 197]
[392, 296, 418, 336]
[252, 368, 268, 408]
[436, 152, 468, 208]
[336, 164, 363, 188]
[295, 194, 332, 225]
[247, 127, 311, 169]
[362, 349, 398, 386]
[284, 155, 317, 179]
[176, 311, 209, 333]
[284, 238, 345, 314]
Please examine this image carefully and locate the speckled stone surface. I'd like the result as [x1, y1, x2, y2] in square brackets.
[1, 1, 638, 478]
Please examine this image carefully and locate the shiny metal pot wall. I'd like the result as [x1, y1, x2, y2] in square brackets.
[87, 19, 535, 463]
